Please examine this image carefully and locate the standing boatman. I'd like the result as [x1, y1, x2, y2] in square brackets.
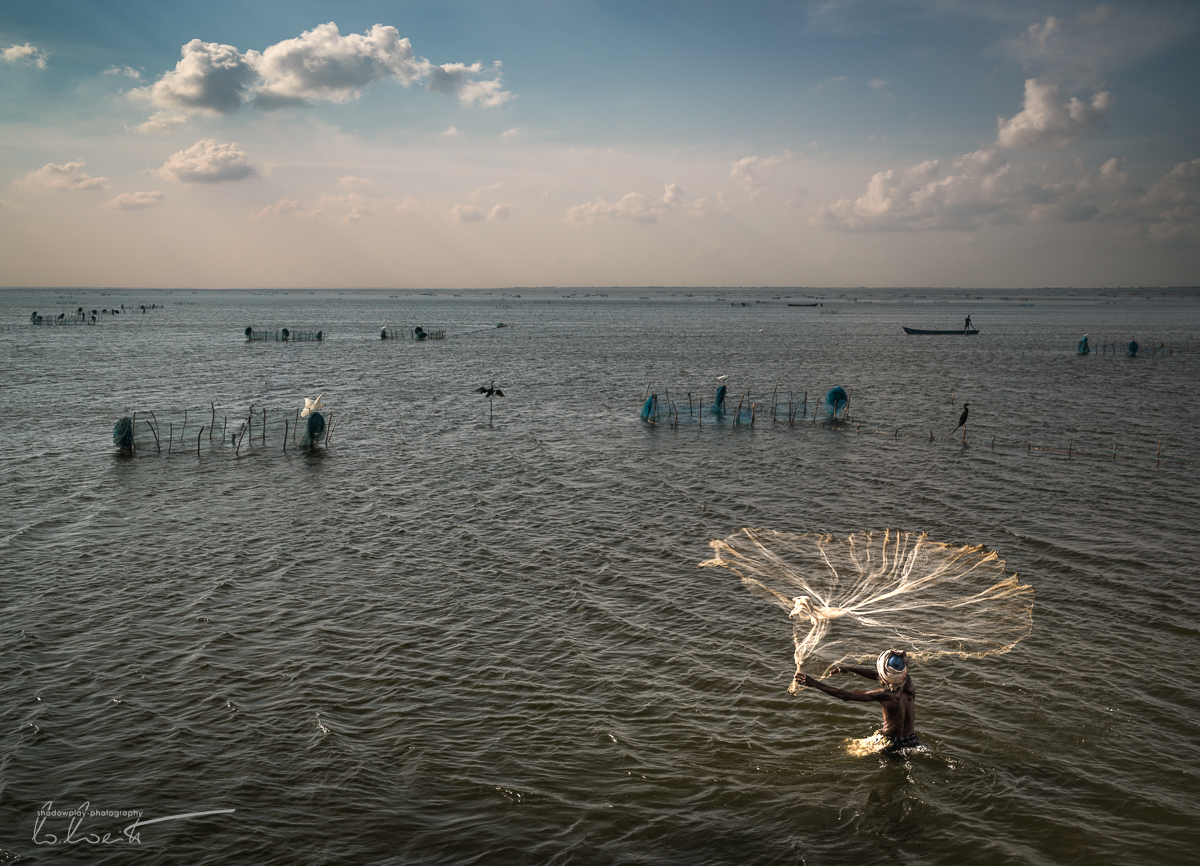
[964, 314, 973, 331]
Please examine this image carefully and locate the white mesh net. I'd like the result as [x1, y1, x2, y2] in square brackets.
[700, 528, 1034, 693]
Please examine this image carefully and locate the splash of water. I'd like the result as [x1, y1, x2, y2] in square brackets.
[699, 528, 1033, 693]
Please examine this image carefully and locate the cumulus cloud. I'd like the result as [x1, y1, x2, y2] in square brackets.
[156, 139, 256, 184]
[566, 183, 683, 225]
[337, 175, 371, 188]
[394, 195, 424, 215]
[255, 196, 322, 219]
[1134, 158, 1200, 247]
[817, 144, 1200, 245]
[471, 181, 502, 197]
[730, 151, 794, 196]
[500, 128, 520, 139]
[818, 74, 1118, 232]
[4, 43, 48, 68]
[427, 61, 512, 107]
[253, 23, 426, 106]
[996, 78, 1111, 148]
[103, 190, 165, 210]
[1005, 7, 1198, 87]
[440, 126, 460, 138]
[104, 65, 141, 79]
[135, 23, 512, 119]
[129, 111, 188, 134]
[21, 161, 109, 191]
[814, 148, 1015, 232]
[318, 192, 376, 223]
[684, 195, 729, 218]
[487, 203, 511, 220]
[137, 39, 258, 113]
[449, 204, 485, 223]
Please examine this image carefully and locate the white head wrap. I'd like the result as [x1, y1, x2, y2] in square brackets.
[877, 650, 907, 688]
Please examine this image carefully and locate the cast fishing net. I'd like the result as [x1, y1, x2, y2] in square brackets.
[700, 528, 1033, 693]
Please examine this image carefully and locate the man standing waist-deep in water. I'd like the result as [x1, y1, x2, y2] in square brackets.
[794, 649, 921, 753]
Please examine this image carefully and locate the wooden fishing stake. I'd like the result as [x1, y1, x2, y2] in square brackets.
[168, 423, 173, 455]
[1068, 440, 1072, 458]
[929, 430, 933, 442]
[751, 401, 756, 426]
[734, 392, 745, 426]
[803, 391, 807, 420]
[644, 383, 651, 400]
[181, 410, 187, 444]
[843, 389, 852, 421]
[222, 416, 227, 444]
[325, 414, 333, 447]
[210, 402, 216, 440]
[992, 437, 996, 449]
[771, 379, 779, 422]
[262, 407, 267, 445]
[197, 427, 203, 457]
[1112, 444, 1117, 460]
[688, 393, 693, 416]
[1157, 441, 1162, 466]
[283, 420, 288, 453]
[149, 411, 161, 453]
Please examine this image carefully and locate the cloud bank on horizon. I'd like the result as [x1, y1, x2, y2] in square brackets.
[1, 2, 1198, 287]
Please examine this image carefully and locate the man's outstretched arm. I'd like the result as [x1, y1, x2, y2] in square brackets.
[830, 664, 877, 680]
[795, 673, 886, 702]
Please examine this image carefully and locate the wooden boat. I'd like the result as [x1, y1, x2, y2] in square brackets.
[903, 326, 979, 335]
[788, 302, 819, 306]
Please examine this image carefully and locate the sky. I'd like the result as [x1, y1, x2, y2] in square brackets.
[2, 0, 1198, 288]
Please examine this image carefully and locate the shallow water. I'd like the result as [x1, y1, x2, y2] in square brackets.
[2, 288, 1199, 864]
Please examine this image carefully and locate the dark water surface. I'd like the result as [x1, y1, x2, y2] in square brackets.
[2, 288, 1198, 865]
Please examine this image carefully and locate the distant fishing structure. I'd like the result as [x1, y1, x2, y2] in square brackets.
[640, 379, 841, 429]
[110, 395, 336, 458]
[381, 325, 446, 340]
[29, 310, 97, 326]
[245, 326, 324, 342]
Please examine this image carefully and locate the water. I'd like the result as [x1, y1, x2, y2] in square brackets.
[2, 288, 1198, 865]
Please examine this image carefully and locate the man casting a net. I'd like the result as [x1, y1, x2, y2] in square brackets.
[795, 650, 920, 753]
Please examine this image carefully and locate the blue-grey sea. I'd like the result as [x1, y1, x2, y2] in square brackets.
[2, 287, 1198, 865]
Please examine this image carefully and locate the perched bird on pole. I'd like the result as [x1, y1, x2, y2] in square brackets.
[952, 403, 969, 434]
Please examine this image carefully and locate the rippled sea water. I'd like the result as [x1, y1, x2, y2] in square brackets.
[2, 288, 1199, 865]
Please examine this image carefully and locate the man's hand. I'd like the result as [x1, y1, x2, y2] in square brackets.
[829, 665, 844, 675]
[794, 672, 816, 688]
